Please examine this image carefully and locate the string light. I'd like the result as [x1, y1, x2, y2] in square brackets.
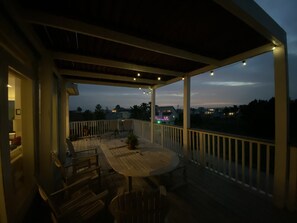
[139, 87, 153, 95]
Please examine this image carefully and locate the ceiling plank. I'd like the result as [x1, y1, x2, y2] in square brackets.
[23, 10, 220, 65]
[65, 78, 150, 89]
[59, 69, 165, 85]
[53, 52, 181, 76]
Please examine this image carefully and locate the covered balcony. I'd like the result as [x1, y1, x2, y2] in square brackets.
[0, 0, 296, 222]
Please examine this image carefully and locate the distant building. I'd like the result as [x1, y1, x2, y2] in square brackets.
[110, 106, 131, 119]
[155, 106, 178, 124]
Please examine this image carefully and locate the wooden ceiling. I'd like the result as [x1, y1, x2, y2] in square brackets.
[14, 0, 280, 89]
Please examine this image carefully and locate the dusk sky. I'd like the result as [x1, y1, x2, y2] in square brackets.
[69, 0, 297, 111]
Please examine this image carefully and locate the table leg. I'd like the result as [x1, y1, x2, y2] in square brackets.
[128, 176, 132, 192]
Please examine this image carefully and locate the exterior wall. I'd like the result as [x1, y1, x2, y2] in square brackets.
[0, 39, 36, 223]
[0, 6, 66, 222]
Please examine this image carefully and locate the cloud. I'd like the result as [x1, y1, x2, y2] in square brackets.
[202, 81, 259, 87]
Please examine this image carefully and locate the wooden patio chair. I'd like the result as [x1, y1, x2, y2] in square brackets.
[51, 152, 101, 187]
[109, 186, 169, 223]
[66, 138, 99, 163]
[36, 177, 108, 223]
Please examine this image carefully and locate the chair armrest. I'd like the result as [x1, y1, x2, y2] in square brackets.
[50, 176, 92, 197]
[75, 148, 98, 154]
[64, 158, 91, 169]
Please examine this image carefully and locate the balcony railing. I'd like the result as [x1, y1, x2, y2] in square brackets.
[69, 119, 297, 209]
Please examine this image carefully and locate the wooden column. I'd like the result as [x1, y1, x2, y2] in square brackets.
[183, 76, 191, 158]
[273, 44, 289, 208]
[0, 60, 10, 223]
[151, 88, 156, 143]
[38, 57, 55, 190]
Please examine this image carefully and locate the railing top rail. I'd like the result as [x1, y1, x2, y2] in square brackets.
[188, 127, 275, 146]
[153, 123, 183, 130]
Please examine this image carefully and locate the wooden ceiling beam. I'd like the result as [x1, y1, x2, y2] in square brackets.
[65, 78, 150, 89]
[59, 69, 165, 85]
[23, 10, 220, 65]
[53, 52, 180, 76]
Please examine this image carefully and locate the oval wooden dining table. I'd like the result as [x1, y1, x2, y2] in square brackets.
[100, 137, 180, 191]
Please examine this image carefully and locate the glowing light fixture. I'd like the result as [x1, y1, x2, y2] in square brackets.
[139, 87, 141, 90]
[133, 78, 136, 81]
[158, 77, 161, 80]
[182, 77, 185, 80]
[242, 60, 246, 66]
[7, 84, 12, 88]
[272, 46, 276, 50]
[137, 73, 141, 77]
[210, 71, 214, 76]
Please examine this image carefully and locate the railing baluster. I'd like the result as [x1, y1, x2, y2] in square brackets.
[257, 143, 261, 191]
[242, 140, 245, 185]
[212, 134, 215, 171]
[235, 139, 238, 181]
[223, 137, 226, 176]
[228, 138, 232, 179]
[249, 142, 253, 188]
[266, 145, 270, 195]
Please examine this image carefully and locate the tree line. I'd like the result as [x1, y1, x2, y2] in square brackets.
[70, 98, 297, 144]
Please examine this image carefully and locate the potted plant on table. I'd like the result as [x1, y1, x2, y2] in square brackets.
[126, 132, 138, 150]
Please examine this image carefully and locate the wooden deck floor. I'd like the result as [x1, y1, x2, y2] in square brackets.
[26, 137, 297, 222]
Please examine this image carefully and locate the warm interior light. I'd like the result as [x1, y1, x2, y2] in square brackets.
[210, 71, 214, 76]
[242, 60, 246, 66]
[272, 46, 276, 50]
[137, 73, 141, 77]
[182, 77, 185, 80]
[7, 84, 12, 88]
[133, 78, 136, 81]
[158, 77, 161, 80]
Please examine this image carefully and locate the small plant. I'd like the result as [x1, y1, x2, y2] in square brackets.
[126, 132, 138, 150]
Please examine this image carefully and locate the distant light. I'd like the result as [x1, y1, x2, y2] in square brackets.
[210, 71, 214, 76]
[137, 73, 141, 77]
[7, 84, 12, 88]
[133, 78, 136, 81]
[157, 120, 161, 124]
[272, 46, 276, 50]
[242, 60, 246, 66]
[139, 87, 141, 90]
[182, 77, 185, 80]
[158, 77, 161, 81]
